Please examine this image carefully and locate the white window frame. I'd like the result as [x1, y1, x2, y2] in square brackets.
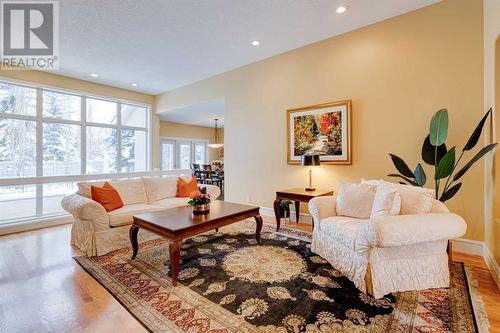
[0, 78, 153, 229]
[0, 79, 152, 175]
[192, 140, 209, 165]
[160, 137, 209, 170]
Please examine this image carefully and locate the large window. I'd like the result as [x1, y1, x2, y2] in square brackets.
[0, 80, 151, 225]
[160, 138, 208, 170]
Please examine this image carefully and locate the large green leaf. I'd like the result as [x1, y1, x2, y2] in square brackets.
[435, 146, 456, 179]
[389, 154, 415, 178]
[439, 182, 462, 202]
[453, 143, 498, 181]
[414, 163, 426, 186]
[422, 135, 447, 166]
[387, 174, 418, 186]
[429, 109, 449, 146]
[463, 108, 492, 151]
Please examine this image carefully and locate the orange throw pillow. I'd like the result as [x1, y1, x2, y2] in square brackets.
[177, 177, 198, 197]
[91, 182, 124, 212]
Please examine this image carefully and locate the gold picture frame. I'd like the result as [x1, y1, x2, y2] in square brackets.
[287, 100, 352, 165]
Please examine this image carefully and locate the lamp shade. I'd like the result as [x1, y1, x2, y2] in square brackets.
[301, 154, 321, 166]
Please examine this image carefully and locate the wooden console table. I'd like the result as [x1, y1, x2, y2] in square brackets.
[273, 188, 334, 231]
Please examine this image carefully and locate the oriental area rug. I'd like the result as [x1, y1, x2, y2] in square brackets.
[75, 221, 489, 333]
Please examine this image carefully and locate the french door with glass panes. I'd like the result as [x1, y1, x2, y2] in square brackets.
[160, 139, 175, 170]
[160, 138, 208, 170]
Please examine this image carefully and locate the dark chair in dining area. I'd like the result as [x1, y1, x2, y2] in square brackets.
[191, 163, 202, 182]
[201, 164, 224, 193]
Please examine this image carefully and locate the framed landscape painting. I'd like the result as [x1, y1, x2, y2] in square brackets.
[287, 100, 351, 164]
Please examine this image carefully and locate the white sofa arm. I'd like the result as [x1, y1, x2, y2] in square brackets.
[308, 195, 337, 229]
[360, 213, 466, 248]
[61, 193, 110, 231]
[203, 184, 221, 200]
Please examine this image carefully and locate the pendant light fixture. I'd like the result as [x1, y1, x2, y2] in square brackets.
[208, 118, 224, 149]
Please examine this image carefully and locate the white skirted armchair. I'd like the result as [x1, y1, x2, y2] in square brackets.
[309, 195, 467, 298]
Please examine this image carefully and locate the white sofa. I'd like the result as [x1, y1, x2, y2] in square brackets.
[62, 175, 221, 256]
[308, 195, 466, 298]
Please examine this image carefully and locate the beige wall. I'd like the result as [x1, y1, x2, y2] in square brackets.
[159, 120, 224, 163]
[157, 0, 485, 241]
[0, 69, 160, 168]
[484, 0, 500, 266]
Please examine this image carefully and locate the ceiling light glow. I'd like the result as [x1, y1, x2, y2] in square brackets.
[90, 73, 99, 78]
[131, 83, 138, 87]
[251, 40, 260, 46]
[336, 5, 348, 14]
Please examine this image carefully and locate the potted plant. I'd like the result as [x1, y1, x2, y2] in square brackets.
[388, 108, 497, 202]
[280, 200, 292, 219]
[188, 187, 211, 214]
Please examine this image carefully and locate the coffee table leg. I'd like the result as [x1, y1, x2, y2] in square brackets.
[273, 198, 281, 231]
[254, 215, 263, 245]
[130, 224, 140, 260]
[169, 240, 181, 286]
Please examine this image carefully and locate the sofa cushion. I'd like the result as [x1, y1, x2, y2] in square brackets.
[336, 181, 377, 219]
[177, 176, 198, 197]
[108, 178, 148, 205]
[78, 180, 106, 198]
[319, 216, 369, 251]
[91, 182, 124, 212]
[370, 183, 401, 218]
[108, 203, 164, 227]
[362, 179, 435, 215]
[395, 184, 434, 215]
[152, 197, 190, 209]
[142, 175, 178, 202]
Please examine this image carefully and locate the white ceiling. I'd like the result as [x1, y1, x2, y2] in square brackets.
[56, 0, 439, 95]
[159, 99, 225, 128]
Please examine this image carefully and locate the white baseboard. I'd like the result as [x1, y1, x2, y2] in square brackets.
[0, 215, 72, 236]
[451, 238, 485, 256]
[483, 245, 500, 290]
[259, 207, 312, 224]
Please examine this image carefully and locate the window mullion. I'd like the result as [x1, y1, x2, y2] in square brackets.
[116, 103, 121, 172]
[36, 88, 43, 216]
[81, 97, 86, 175]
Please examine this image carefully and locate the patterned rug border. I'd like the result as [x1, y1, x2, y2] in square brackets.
[463, 265, 490, 333]
[75, 255, 154, 333]
[73, 220, 490, 333]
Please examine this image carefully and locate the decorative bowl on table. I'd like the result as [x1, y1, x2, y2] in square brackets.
[188, 187, 211, 215]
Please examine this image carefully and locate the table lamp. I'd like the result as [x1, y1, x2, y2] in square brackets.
[301, 154, 321, 191]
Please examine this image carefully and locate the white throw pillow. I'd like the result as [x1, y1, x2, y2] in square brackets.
[142, 175, 178, 202]
[362, 179, 435, 215]
[108, 178, 148, 205]
[391, 182, 434, 215]
[336, 181, 378, 219]
[370, 184, 401, 218]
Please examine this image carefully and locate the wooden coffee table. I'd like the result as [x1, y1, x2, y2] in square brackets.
[129, 201, 262, 286]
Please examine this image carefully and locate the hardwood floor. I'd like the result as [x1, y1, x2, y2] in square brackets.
[0, 220, 499, 333]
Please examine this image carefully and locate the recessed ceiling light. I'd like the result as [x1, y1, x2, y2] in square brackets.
[131, 83, 138, 87]
[90, 73, 99, 78]
[336, 5, 348, 14]
[251, 40, 260, 46]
